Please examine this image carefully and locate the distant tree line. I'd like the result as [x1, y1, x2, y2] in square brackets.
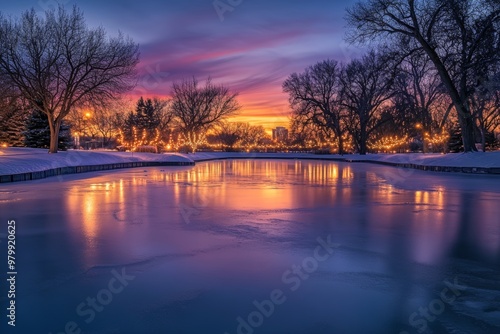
[0, 6, 241, 153]
[1, 2, 498, 154]
[209, 122, 270, 151]
[0, 6, 139, 153]
[285, 0, 500, 154]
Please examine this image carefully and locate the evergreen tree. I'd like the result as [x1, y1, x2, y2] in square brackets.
[24, 110, 72, 150]
[135, 97, 160, 144]
[485, 131, 499, 151]
[448, 125, 464, 153]
[120, 97, 163, 148]
[0, 102, 27, 146]
[122, 110, 137, 145]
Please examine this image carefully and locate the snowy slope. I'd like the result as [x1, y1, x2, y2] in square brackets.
[188, 151, 500, 168]
[0, 147, 193, 175]
[347, 151, 500, 168]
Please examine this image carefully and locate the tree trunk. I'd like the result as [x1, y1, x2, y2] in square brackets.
[359, 141, 367, 155]
[417, 40, 477, 152]
[479, 119, 486, 152]
[337, 135, 344, 155]
[48, 114, 61, 153]
[480, 128, 486, 152]
[359, 122, 368, 155]
[457, 110, 477, 153]
[422, 131, 426, 153]
[359, 131, 367, 155]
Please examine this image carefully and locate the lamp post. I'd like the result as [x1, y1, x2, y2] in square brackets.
[73, 131, 80, 149]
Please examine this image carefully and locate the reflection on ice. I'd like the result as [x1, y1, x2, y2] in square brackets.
[2, 160, 500, 334]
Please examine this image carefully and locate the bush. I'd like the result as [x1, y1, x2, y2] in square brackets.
[134, 145, 158, 153]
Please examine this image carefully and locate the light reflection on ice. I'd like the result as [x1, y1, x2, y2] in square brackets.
[2, 160, 500, 334]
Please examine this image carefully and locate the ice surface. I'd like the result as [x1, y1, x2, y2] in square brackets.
[0, 160, 499, 334]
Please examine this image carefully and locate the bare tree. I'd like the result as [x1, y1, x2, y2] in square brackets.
[0, 6, 139, 153]
[394, 50, 445, 129]
[170, 77, 240, 152]
[340, 50, 396, 155]
[68, 98, 137, 142]
[283, 60, 347, 154]
[289, 114, 336, 150]
[98, 111, 118, 147]
[238, 123, 269, 149]
[346, 0, 500, 152]
[389, 49, 451, 151]
[471, 86, 500, 151]
[214, 122, 243, 150]
[154, 98, 174, 142]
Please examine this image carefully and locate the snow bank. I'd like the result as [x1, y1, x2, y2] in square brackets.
[1, 148, 499, 181]
[188, 151, 500, 168]
[346, 152, 500, 168]
[0, 147, 193, 175]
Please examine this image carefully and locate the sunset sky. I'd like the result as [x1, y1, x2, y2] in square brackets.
[2, 0, 361, 130]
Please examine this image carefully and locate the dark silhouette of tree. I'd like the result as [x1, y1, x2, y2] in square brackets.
[340, 50, 396, 154]
[238, 123, 269, 149]
[471, 78, 500, 151]
[121, 97, 171, 148]
[0, 6, 139, 153]
[288, 113, 337, 151]
[24, 110, 71, 150]
[0, 97, 28, 146]
[214, 122, 243, 151]
[283, 60, 347, 154]
[170, 77, 240, 152]
[212, 122, 270, 151]
[393, 50, 445, 132]
[346, 0, 500, 152]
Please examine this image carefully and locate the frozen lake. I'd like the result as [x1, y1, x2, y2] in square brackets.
[1, 159, 500, 334]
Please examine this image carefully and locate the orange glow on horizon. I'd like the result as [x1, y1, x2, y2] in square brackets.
[128, 79, 292, 132]
[125, 93, 291, 132]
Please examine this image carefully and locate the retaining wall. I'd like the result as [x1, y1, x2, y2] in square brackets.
[0, 161, 194, 184]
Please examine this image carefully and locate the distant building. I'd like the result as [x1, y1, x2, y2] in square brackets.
[272, 127, 289, 143]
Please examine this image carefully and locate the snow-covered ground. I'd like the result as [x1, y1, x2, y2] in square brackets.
[0, 147, 192, 175]
[347, 151, 500, 167]
[188, 151, 500, 168]
[1, 147, 499, 177]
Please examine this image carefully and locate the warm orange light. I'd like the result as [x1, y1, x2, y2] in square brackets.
[1, 143, 7, 148]
[85, 112, 91, 118]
